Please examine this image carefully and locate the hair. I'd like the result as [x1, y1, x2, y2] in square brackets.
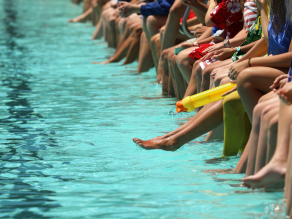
[286, 0, 292, 21]
[270, 0, 288, 36]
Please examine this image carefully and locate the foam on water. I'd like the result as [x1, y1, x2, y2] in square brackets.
[0, 0, 287, 218]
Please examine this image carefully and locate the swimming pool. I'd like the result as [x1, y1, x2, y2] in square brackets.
[0, 0, 287, 218]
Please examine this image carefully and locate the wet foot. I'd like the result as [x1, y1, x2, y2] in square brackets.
[68, 18, 83, 23]
[204, 168, 235, 174]
[92, 60, 111, 64]
[132, 138, 180, 151]
[242, 159, 286, 189]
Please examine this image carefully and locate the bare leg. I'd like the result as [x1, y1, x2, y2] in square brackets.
[133, 100, 224, 150]
[123, 24, 142, 64]
[68, 7, 93, 23]
[150, 34, 160, 71]
[245, 95, 279, 176]
[145, 15, 167, 63]
[183, 60, 201, 97]
[176, 48, 196, 84]
[242, 96, 292, 189]
[200, 59, 232, 92]
[171, 55, 187, 100]
[254, 103, 279, 173]
[161, 0, 186, 51]
[237, 67, 288, 122]
[137, 32, 154, 73]
[285, 124, 292, 216]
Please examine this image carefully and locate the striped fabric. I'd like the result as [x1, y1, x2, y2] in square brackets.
[244, 0, 258, 32]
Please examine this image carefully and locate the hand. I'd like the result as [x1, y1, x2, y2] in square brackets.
[276, 82, 292, 105]
[212, 48, 235, 61]
[228, 60, 249, 81]
[193, 26, 208, 38]
[211, 66, 229, 77]
[200, 52, 215, 62]
[118, 3, 136, 17]
[91, 0, 98, 7]
[181, 42, 197, 49]
[270, 75, 288, 91]
[212, 36, 225, 43]
[203, 42, 225, 53]
[255, 0, 267, 10]
[222, 84, 238, 97]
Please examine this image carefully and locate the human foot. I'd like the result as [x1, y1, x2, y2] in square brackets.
[242, 159, 286, 189]
[68, 17, 84, 23]
[132, 137, 181, 151]
[92, 60, 111, 64]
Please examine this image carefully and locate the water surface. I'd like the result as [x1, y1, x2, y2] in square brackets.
[0, 0, 286, 218]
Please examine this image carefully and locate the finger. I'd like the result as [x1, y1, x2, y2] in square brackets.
[203, 46, 213, 53]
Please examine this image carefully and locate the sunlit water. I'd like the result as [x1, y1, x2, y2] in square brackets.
[0, 0, 287, 218]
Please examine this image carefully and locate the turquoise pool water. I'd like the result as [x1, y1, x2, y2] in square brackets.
[0, 0, 287, 218]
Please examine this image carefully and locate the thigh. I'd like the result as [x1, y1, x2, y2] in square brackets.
[238, 67, 289, 94]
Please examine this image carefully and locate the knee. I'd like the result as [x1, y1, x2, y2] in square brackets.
[150, 35, 157, 46]
[202, 66, 213, 80]
[219, 76, 230, 86]
[237, 68, 253, 89]
[169, 4, 185, 20]
[176, 51, 186, 66]
[161, 49, 169, 61]
[133, 24, 142, 35]
[253, 102, 267, 122]
[261, 104, 275, 118]
[172, 56, 177, 66]
[167, 49, 175, 61]
[146, 16, 157, 30]
[155, 37, 161, 48]
[194, 62, 202, 79]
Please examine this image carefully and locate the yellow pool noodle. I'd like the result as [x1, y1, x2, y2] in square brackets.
[176, 83, 237, 113]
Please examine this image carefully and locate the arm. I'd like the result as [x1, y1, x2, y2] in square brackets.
[205, 0, 216, 26]
[228, 39, 292, 81]
[237, 37, 268, 62]
[186, 16, 200, 26]
[229, 24, 247, 47]
[248, 52, 291, 69]
[196, 27, 213, 44]
[212, 40, 260, 61]
[190, 0, 209, 24]
[257, 0, 269, 44]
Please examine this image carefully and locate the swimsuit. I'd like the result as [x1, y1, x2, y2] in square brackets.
[268, 15, 292, 55]
[210, 0, 244, 39]
[140, 0, 175, 16]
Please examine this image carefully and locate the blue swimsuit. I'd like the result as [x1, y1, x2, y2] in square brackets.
[268, 16, 292, 55]
[140, 0, 175, 17]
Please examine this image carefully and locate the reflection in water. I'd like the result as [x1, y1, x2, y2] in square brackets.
[0, 1, 61, 217]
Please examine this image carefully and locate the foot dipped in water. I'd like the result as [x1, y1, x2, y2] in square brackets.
[92, 60, 111, 64]
[242, 159, 286, 189]
[132, 137, 181, 151]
